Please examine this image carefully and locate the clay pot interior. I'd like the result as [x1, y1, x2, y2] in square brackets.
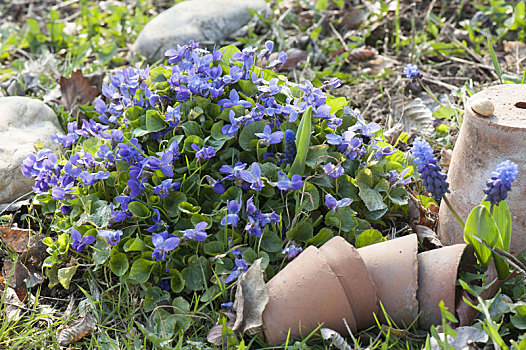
[357, 234, 419, 326]
[417, 244, 475, 329]
[319, 236, 379, 330]
[262, 246, 356, 346]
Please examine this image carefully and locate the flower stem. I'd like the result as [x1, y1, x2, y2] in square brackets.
[443, 195, 465, 229]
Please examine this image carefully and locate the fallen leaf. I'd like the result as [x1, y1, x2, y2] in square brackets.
[1, 285, 23, 321]
[321, 328, 353, 350]
[60, 70, 99, 110]
[429, 326, 488, 350]
[58, 312, 97, 347]
[338, 8, 368, 32]
[414, 225, 442, 250]
[0, 225, 34, 253]
[232, 258, 269, 334]
[2, 260, 30, 300]
[206, 311, 237, 346]
[347, 46, 377, 62]
[383, 122, 404, 144]
[268, 48, 309, 72]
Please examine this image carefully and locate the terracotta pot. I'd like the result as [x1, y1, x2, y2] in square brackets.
[357, 234, 419, 326]
[417, 244, 475, 329]
[262, 246, 356, 346]
[438, 84, 526, 256]
[319, 236, 379, 330]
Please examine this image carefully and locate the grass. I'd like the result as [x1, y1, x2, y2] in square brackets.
[1, 0, 526, 349]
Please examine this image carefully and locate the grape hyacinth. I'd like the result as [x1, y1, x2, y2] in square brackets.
[403, 63, 422, 81]
[282, 129, 296, 165]
[411, 138, 449, 200]
[484, 160, 518, 206]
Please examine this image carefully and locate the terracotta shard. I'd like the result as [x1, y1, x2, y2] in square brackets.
[319, 236, 379, 330]
[417, 244, 474, 329]
[262, 246, 356, 346]
[438, 84, 526, 256]
[357, 234, 419, 326]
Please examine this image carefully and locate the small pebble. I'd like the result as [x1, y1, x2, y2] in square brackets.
[471, 98, 494, 117]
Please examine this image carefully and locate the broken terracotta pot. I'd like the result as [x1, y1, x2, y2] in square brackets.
[417, 244, 475, 329]
[319, 236, 378, 330]
[357, 234, 419, 326]
[262, 246, 356, 346]
[438, 84, 526, 256]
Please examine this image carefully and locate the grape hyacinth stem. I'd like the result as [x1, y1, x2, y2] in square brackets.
[443, 195, 465, 229]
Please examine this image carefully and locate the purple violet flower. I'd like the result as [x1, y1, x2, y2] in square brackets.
[282, 244, 302, 259]
[192, 144, 215, 160]
[152, 231, 180, 261]
[276, 173, 303, 191]
[323, 163, 345, 179]
[325, 194, 353, 213]
[222, 110, 241, 137]
[218, 89, 252, 110]
[155, 179, 180, 199]
[99, 229, 123, 246]
[182, 222, 208, 241]
[71, 228, 96, 252]
[225, 258, 248, 283]
[222, 200, 242, 227]
[255, 125, 284, 146]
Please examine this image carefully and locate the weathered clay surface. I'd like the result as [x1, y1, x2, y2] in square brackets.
[0, 97, 63, 204]
[133, 0, 267, 62]
[262, 246, 355, 346]
[357, 234, 419, 326]
[417, 244, 474, 329]
[319, 236, 378, 330]
[438, 84, 526, 256]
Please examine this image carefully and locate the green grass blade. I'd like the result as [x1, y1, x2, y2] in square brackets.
[487, 36, 503, 84]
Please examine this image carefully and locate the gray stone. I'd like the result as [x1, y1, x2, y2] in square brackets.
[0, 97, 63, 205]
[133, 0, 267, 62]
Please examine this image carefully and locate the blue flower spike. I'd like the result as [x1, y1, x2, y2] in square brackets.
[484, 160, 518, 206]
[411, 138, 449, 200]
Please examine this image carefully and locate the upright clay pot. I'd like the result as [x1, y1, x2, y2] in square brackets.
[357, 234, 419, 326]
[319, 236, 379, 330]
[417, 244, 475, 329]
[262, 246, 356, 346]
[438, 84, 526, 256]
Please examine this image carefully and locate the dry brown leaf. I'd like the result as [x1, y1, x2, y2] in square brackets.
[0, 225, 34, 253]
[429, 326, 488, 350]
[60, 70, 99, 110]
[268, 48, 309, 72]
[348, 46, 377, 62]
[58, 313, 97, 347]
[2, 260, 30, 300]
[414, 225, 442, 250]
[232, 258, 269, 335]
[206, 311, 237, 346]
[338, 8, 368, 32]
[1, 285, 23, 321]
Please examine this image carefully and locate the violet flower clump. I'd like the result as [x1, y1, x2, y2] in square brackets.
[411, 138, 449, 200]
[484, 160, 518, 206]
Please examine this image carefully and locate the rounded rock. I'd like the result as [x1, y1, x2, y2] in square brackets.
[471, 97, 495, 117]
